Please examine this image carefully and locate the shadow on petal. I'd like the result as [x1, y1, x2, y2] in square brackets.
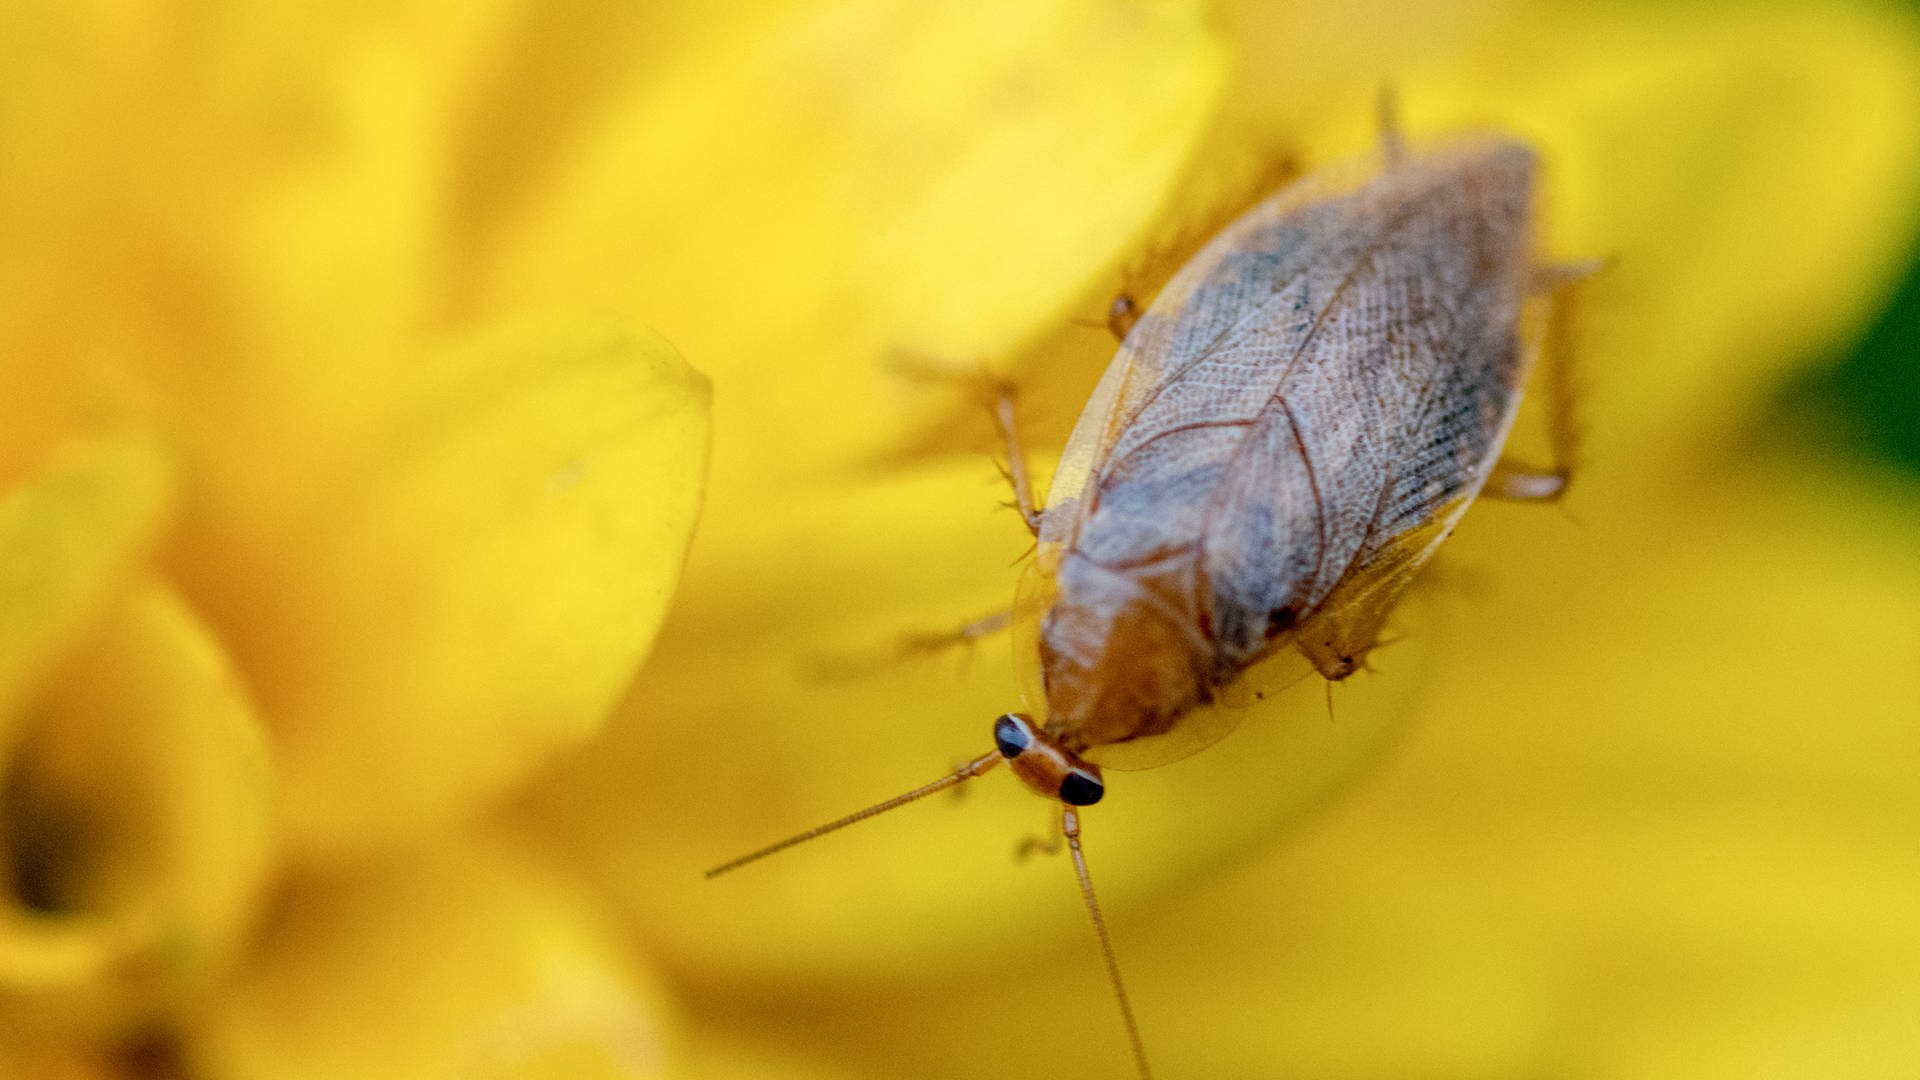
[1, 581, 273, 1039]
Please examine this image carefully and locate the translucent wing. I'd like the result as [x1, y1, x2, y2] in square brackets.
[1039, 137, 1539, 769]
[1039, 148, 1392, 551]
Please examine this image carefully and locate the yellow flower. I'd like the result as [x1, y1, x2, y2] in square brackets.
[3, 2, 1917, 1080]
[1, 3, 709, 1076]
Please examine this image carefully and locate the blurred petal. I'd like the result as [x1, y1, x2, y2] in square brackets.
[0, 1038, 124, 1080]
[1, 581, 273, 1036]
[1220, 2, 1920, 461]
[233, 317, 709, 863]
[1216, 0, 1521, 135]
[0, 437, 173, 737]
[485, 0, 1227, 488]
[666, 1035, 863, 1080]
[190, 830, 674, 1080]
[523, 458, 1432, 986]
[754, 826, 1554, 1080]
[215, 4, 510, 369]
[1419, 2, 1920, 461]
[1161, 448, 1920, 1077]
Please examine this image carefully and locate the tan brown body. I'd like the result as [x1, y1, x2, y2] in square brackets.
[1031, 137, 1540, 765]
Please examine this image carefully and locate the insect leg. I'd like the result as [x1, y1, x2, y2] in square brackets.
[1290, 514, 1449, 682]
[800, 609, 1012, 681]
[1014, 831, 1063, 860]
[1296, 607, 1390, 682]
[1484, 459, 1570, 502]
[884, 355, 1045, 533]
[896, 608, 1014, 657]
[986, 379, 1045, 535]
[1486, 261, 1602, 502]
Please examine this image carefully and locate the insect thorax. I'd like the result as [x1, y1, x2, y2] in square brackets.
[1036, 550, 1218, 753]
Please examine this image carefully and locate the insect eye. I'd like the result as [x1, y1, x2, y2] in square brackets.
[1057, 769, 1104, 806]
[993, 713, 1032, 758]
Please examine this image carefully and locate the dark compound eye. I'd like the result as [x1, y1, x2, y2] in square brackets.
[993, 714, 1032, 758]
[1057, 769, 1104, 806]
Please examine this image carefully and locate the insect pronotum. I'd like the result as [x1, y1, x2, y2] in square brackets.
[709, 111, 1594, 1079]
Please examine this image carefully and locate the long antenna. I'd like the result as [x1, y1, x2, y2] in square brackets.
[1062, 806, 1153, 1080]
[705, 751, 1004, 878]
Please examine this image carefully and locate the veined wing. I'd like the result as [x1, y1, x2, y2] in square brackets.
[1057, 138, 1538, 671]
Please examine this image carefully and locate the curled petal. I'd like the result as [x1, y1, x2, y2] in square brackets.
[0, 581, 273, 1036]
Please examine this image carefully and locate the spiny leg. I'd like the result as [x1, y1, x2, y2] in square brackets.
[888, 356, 1044, 535]
[985, 378, 1044, 536]
[1486, 260, 1604, 503]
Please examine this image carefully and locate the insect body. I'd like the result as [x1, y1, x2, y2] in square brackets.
[1030, 135, 1552, 771]
[712, 127, 1585, 1080]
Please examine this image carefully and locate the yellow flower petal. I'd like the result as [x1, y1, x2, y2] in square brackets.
[190, 829, 675, 1080]
[1419, 2, 1920, 461]
[235, 316, 709, 864]
[772, 825, 1553, 1079]
[669, 1035, 867, 1080]
[0, 437, 173, 740]
[486, 0, 1227, 488]
[524, 458, 1433, 986]
[1, 580, 273, 1037]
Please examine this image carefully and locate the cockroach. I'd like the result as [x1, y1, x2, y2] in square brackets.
[709, 111, 1594, 1080]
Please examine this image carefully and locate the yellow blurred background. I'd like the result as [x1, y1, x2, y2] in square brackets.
[2, 1, 1918, 1078]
